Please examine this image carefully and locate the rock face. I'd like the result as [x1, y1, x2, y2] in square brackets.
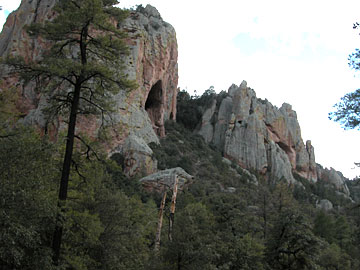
[0, 2, 353, 198]
[198, 81, 318, 184]
[119, 5, 178, 140]
[121, 135, 157, 177]
[198, 81, 351, 197]
[0, 1, 178, 175]
[140, 167, 194, 192]
[316, 199, 333, 211]
[0, 0, 57, 59]
[316, 166, 351, 197]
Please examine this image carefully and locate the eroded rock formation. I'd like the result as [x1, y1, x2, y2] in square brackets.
[198, 81, 317, 184]
[0, 1, 353, 198]
[317, 166, 351, 197]
[140, 167, 194, 192]
[198, 81, 351, 197]
[0, 1, 178, 175]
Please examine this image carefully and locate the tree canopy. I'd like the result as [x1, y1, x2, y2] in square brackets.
[329, 23, 360, 130]
[4, 0, 135, 265]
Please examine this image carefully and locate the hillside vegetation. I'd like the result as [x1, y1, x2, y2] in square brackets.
[1, 89, 360, 270]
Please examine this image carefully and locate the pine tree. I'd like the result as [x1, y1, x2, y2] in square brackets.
[329, 22, 360, 130]
[4, 0, 135, 265]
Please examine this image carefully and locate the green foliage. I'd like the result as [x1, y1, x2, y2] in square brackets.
[0, 126, 157, 269]
[0, 86, 20, 134]
[313, 211, 335, 243]
[176, 90, 203, 130]
[206, 193, 265, 270]
[2, 23, 360, 268]
[161, 202, 217, 270]
[329, 23, 360, 129]
[319, 243, 352, 270]
[176, 87, 226, 131]
[329, 89, 360, 129]
[1, 98, 360, 269]
[293, 172, 352, 207]
[150, 120, 210, 174]
[227, 234, 265, 270]
[3, 0, 138, 264]
[60, 161, 105, 269]
[0, 128, 58, 269]
[266, 209, 321, 270]
[5, 0, 136, 124]
[53, 148, 157, 270]
[95, 190, 157, 270]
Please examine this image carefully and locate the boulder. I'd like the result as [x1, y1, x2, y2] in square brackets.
[119, 135, 157, 177]
[316, 199, 333, 211]
[140, 167, 194, 192]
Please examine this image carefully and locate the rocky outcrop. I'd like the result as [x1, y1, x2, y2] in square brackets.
[198, 82, 352, 197]
[120, 135, 157, 177]
[317, 166, 351, 197]
[0, 1, 178, 175]
[316, 199, 333, 211]
[119, 5, 178, 140]
[199, 81, 317, 184]
[0, 0, 57, 59]
[347, 179, 360, 202]
[140, 167, 194, 192]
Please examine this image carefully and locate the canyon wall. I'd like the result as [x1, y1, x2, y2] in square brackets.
[0, 1, 351, 197]
[198, 81, 350, 196]
[0, 1, 178, 176]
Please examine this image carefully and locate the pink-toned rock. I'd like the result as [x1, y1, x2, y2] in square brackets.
[0, 2, 178, 175]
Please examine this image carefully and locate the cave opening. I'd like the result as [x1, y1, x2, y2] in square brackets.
[145, 80, 164, 136]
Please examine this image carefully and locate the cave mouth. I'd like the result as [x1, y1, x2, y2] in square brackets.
[145, 80, 164, 136]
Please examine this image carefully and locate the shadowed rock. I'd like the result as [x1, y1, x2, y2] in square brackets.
[140, 167, 194, 192]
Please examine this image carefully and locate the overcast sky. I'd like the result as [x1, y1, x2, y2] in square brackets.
[1, 0, 360, 179]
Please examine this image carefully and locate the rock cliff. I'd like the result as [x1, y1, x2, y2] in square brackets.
[0, 1, 352, 197]
[198, 81, 349, 196]
[316, 166, 351, 197]
[0, 1, 178, 176]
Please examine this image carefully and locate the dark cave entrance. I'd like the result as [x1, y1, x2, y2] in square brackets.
[145, 80, 164, 136]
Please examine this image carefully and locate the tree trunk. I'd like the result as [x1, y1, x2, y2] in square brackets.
[52, 21, 88, 265]
[154, 191, 167, 252]
[168, 174, 178, 241]
[52, 82, 82, 265]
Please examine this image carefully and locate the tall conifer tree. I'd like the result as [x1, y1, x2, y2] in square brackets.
[5, 0, 135, 264]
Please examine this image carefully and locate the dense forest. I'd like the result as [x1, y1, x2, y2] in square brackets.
[1, 88, 360, 269]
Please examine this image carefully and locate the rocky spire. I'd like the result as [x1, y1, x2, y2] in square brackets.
[198, 81, 348, 191]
